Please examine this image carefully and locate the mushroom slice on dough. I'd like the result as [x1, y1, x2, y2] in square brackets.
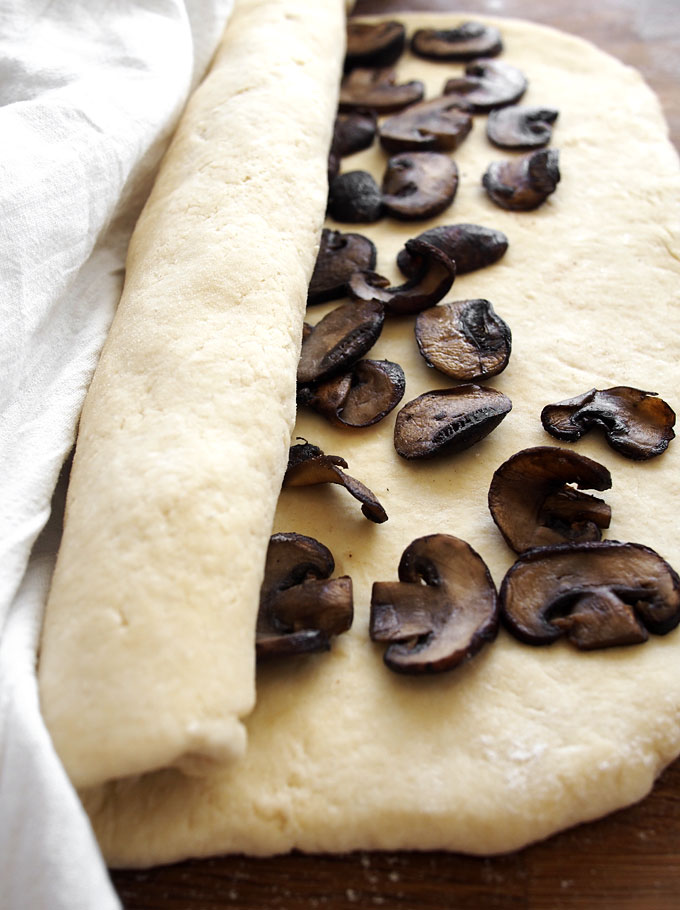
[500, 541, 680, 650]
[541, 386, 676, 460]
[371, 533, 499, 673]
[411, 22, 503, 61]
[257, 532, 353, 659]
[284, 442, 388, 523]
[348, 239, 455, 316]
[488, 446, 612, 554]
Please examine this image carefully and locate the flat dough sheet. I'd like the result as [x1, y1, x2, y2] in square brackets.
[85, 13, 680, 864]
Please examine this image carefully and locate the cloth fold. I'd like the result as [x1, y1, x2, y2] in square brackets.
[0, 2, 234, 907]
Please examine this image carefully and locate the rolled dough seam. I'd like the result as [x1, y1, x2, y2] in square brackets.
[38, 0, 346, 790]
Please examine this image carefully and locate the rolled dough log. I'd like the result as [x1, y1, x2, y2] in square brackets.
[82, 13, 680, 865]
[38, 0, 346, 789]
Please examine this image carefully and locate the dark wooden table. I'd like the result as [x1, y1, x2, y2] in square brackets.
[113, 3, 680, 907]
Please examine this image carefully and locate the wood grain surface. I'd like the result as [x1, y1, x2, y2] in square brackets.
[112, 2, 680, 907]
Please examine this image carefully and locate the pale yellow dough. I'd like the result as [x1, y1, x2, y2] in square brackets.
[38, 0, 345, 789]
[84, 14, 680, 863]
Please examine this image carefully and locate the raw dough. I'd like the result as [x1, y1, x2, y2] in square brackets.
[38, 0, 345, 789]
[86, 13, 680, 863]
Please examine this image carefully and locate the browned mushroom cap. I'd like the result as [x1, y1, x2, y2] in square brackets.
[370, 533, 499, 673]
[347, 239, 455, 316]
[397, 223, 508, 276]
[328, 170, 383, 223]
[308, 228, 377, 305]
[541, 387, 676, 461]
[379, 96, 473, 154]
[297, 299, 385, 384]
[415, 299, 511, 381]
[339, 67, 424, 114]
[284, 442, 387, 523]
[500, 541, 680, 649]
[483, 149, 560, 211]
[257, 532, 353, 659]
[299, 359, 405, 428]
[382, 152, 459, 220]
[444, 60, 527, 112]
[331, 111, 377, 159]
[394, 385, 512, 459]
[487, 105, 559, 149]
[345, 21, 406, 71]
[411, 22, 503, 61]
[488, 446, 612, 554]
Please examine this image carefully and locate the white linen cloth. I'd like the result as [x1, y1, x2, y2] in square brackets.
[0, 1, 234, 907]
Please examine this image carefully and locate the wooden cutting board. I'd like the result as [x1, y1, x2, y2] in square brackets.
[113, 2, 680, 906]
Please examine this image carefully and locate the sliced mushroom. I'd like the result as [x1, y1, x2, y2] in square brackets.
[411, 22, 503, 61]
[483, 149, 560, 211]
[379, 96, 473, 154]
[397, 223, 508, 276]
[415, 299, 511, 381]
[348, 239, 455, 316]
[331, 111, 377, 159]
[345, 20, 406, 71]
[308, 228, 377, 305]
[339, 67, 424, 114]
[328, 170, 383, 223]
[541, 387, 676, 461]
[327, 150, 340, 184]
[382, 151, 459, 220]
[370, 533, 499, 673]
[487, 105, 559, 149]
[287, 441, 326, 468]
[488, 446, 613, 554]
[297, 299, 385, 384]
[500, 541, 680, 649]
[284, 442, 387, 523]
[444, 60, 527, 113]
[299, 359, 405, 428]
[257, 532, 353, 659]
[394, 385, 512, 459]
